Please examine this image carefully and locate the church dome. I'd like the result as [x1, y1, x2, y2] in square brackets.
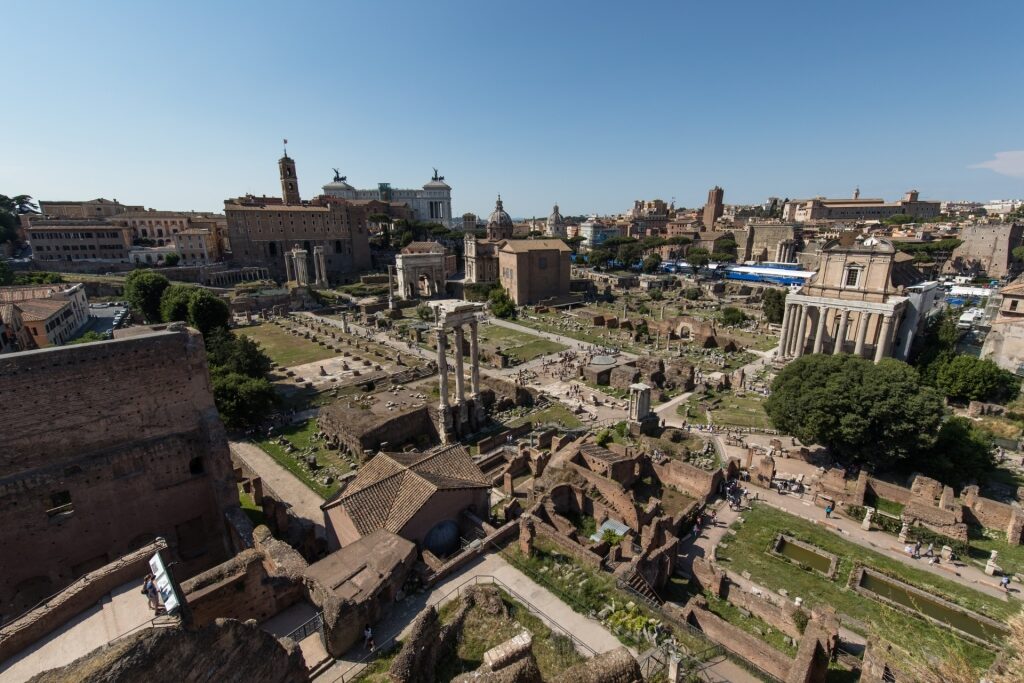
[547, 204, 565, 228]
[487, 195, 514, 229]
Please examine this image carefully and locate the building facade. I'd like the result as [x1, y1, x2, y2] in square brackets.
[498, 239, 572, 305]
[778, 237, 926, 362]
[395, 242, 447, 300]
[945, 223, 1024, 279]
[546, 204, 567, 239]
[0, 283, 90, 348]
[38, 198, 144, 219]
[225, 155, 372, 285]
[174, 228, 221, 266]
[703, 186, 724, 230]
[739, 222, 800, 263]
[782, 191, 941, 222]
[577, 215, 620, 251]
[464, 196, 515, 284]
[27, 220, 133, 264]
[981, 281, 1024, 373]
[322, 169, 454, 227]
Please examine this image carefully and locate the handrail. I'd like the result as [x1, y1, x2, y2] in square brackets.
[332, 574, 595, 681]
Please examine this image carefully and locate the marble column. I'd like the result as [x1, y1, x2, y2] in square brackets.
[785, 304, 800, 356]
[284, 251, 295, 281]
[470, 320, 481, 397]
[794, 305, 808, 357]
[454, 325, 466, 407]
[874, 315, 893, 363]
[437, 327, 449, 410]
[833, 309, 850, 355]
[854, 311, 870, 358]
[778, 302, 793, 357]
[812, 306, 828, 354]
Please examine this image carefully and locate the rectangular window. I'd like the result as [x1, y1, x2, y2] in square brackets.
[1011, 300, 1019, 312]
[845, 269, 859, 287]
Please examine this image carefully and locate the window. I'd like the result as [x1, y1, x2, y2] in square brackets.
[844, 268, 860, 287]
[1011, 300, 1019, 312]
[47, 490, 73, 516]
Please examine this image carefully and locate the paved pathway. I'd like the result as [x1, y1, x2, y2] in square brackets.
[230, 441, 327, 539]
[317, 553, 624, 682]
[490, 317, 639, 360]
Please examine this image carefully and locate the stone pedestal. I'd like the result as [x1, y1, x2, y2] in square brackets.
[667, 654, 682, 683]
[985, 550, 1000, 576]
[861, 507, 875, 531]
[940, 545, 953, 561]
[898, 522, 910, 544]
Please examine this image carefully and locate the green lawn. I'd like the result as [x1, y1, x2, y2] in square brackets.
[965, 527, 1024, 577]
[506, 403, 583, 429]
[237, 322, 337, 367]
[237, 485, 266, 527]
[678, 390, 771, 430]
[256, 418, 349, 499]
[716, 504, 1016, 671]
[478, 324, 567, 362]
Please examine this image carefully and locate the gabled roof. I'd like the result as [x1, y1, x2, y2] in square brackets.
[324, 444, 489, 537]
[499, 239, 571, 254]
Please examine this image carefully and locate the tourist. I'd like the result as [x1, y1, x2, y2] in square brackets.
[142, 573, 160, 612]
[824, 504, 833, 519]
[924, 543, 934, 558]
[364, 625, 374, 650]
[1001, 575, 1012, 592]
[913, 541, 922, 559]
[928, 556, 939, 566]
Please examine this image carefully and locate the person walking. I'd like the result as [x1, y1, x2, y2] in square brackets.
[1001, 575, 1012, 592]
[142, 573, 160, 612]
[364, 625, 374, 650]
[824, 504, 833, 519]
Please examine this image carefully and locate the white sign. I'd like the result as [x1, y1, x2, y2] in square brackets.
[149, 552, 181, 614]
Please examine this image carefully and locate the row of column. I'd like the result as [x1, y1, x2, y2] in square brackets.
[283, 247, 328, 287]
[437, 320, 481, 412]
[778, 302, 896, 362]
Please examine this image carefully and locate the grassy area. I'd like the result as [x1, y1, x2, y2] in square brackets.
[350, 649, 400, 683]
[256, 418, 348, 499]
[867, 494, 905, 518]
[707, 391, 771, 429]
[701, 591, 797, 656]
[237, 322, 337, 367]
[633, 475, 697, 517]
[716, 503, 1015, 671]
[505, 402, 584, 429]
[435, 588, 584, 681]
[966, 527, 1024, 576]
[478, 323, 567, 362]
[237, 486, 266, 527]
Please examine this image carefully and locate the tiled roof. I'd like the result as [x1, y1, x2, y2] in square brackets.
[15, 298, 68, 321]
[499, 239, 570, 253]
[327, 444, 489, 537]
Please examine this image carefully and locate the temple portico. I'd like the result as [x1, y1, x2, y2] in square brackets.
[777, 295, 907, 362]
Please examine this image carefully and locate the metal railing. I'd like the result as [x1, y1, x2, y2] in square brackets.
[286, 611, 324, 644]
[332, 574, 595, 682]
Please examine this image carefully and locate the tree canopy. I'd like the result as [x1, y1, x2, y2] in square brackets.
[123, 270, 170, 323]
[642, 253, 662, 273]
[720, 307, 747, 326]
[935, 355, 1020, 403]
[488, 287, 516, 319]
[765, 354, 945, 468]
[762, 288, 787, 324]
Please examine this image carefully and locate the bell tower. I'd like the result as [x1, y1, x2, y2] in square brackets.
[279, 139, 300, 204]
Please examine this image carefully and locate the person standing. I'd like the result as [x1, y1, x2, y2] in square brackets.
[143, 573, 160, 612]
[824, 504, 833, 519]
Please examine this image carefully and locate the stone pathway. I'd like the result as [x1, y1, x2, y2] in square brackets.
[230, 441, 327, 538]
[489, 317, 639, 360]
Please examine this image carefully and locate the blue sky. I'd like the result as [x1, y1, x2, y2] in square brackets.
[4, 0, 1023, 217]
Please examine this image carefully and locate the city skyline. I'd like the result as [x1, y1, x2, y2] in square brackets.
[4, 0, 1023, 216]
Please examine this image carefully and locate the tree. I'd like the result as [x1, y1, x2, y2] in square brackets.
[68, 331, 106, 345]
[935, 355, 1020, 403]
[913, 417, 994, 486]
[687, 248, 711, 267]
[765, 354, 944, 469]
[911, 309, 961, 385]
[123, 270, 170, 323]
[0, 260, 12, 285]
[400, 230, 415, 248]
[416, 303, 433, 321]
[187, 288, 230, 336]
[682, 286, 701, 300]
[488, 287, 516, 319]
[211, 370, 278, 429]
[883, 214, 915, 225]
[709, 251, 736, 263]
[464, 282, 497, 302]
[565, 235, 585, 253]
[588, 249, 613, 269]
[642, 254, 662, 273]
[649, 288, 663, 301]
[163, 253, 180, 267]
[1013, 245, 1024, 262]
[206, 328, 271, 378]
[617, 242, 643, 267]
[0, 194, 38, 244]
[720, 307, 747, 326]
[160, 284, 196, 323]
[762, 288, 787, 324]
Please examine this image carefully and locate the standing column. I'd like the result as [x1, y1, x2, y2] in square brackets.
[778, 302, 793, 357]
[284, 251, 295, 281]
[437, 327, 449, 410]
[785, 304, 799, 356]
[793, 305, 808, 357]
[833, 309, 850, 355]
[874, 315, 893, 363]
[454, 325, 466, 407]
[854, 311, 870, 358]
[470, 320, 481, 397]
[812, 306, 828, 354]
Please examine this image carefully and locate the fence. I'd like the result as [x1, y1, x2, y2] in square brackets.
[333, 574, 595, 682]
[286, 611, 324, 644]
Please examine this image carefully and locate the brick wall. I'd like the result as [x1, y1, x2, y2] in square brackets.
[866, 477, 913, 505]
[0, 329, 236, 619]
[652, 459, 722, 502]
[685, 602, 793, 681]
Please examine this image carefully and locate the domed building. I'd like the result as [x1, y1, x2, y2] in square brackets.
[546, 204, 566, 239]
[486, 195, 514, 241]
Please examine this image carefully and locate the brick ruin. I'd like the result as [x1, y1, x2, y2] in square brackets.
[0, 328, 239, 624]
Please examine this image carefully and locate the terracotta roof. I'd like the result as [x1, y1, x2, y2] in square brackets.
[15, 298, 68, 321]
[325, 444, 489, 537]
[499, 239, 571, 253]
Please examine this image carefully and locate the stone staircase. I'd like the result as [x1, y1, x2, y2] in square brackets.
[618, 567, 663, 609]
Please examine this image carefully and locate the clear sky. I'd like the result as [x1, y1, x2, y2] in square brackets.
[4, 0, 1023, 218]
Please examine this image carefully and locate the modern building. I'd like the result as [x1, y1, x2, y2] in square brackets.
[0, 283, 90, 348]
[225, 154, 372, 285]
[322, 169, 454, 227]
[779, 236, 927, 362]
[27, 219, 133, 264]
[703, 186, 724, 230]
[38, 198, 144, 219]
[782, 190, 941, 222]
[321, 444, 490, 553]
[498, 239, 572, 305]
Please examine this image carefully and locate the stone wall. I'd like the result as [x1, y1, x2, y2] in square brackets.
[0, 329, 237, 620]
[684, 600, 793, 681]
[533, 518, 604, 568]
[0, 540, 166, 663]
[564, 462, 641, 529]
[552, 647, 641, 683]
[651, 459, 722, 503]
[865, 477, 912, 505]
[27, 618, 309, 683]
